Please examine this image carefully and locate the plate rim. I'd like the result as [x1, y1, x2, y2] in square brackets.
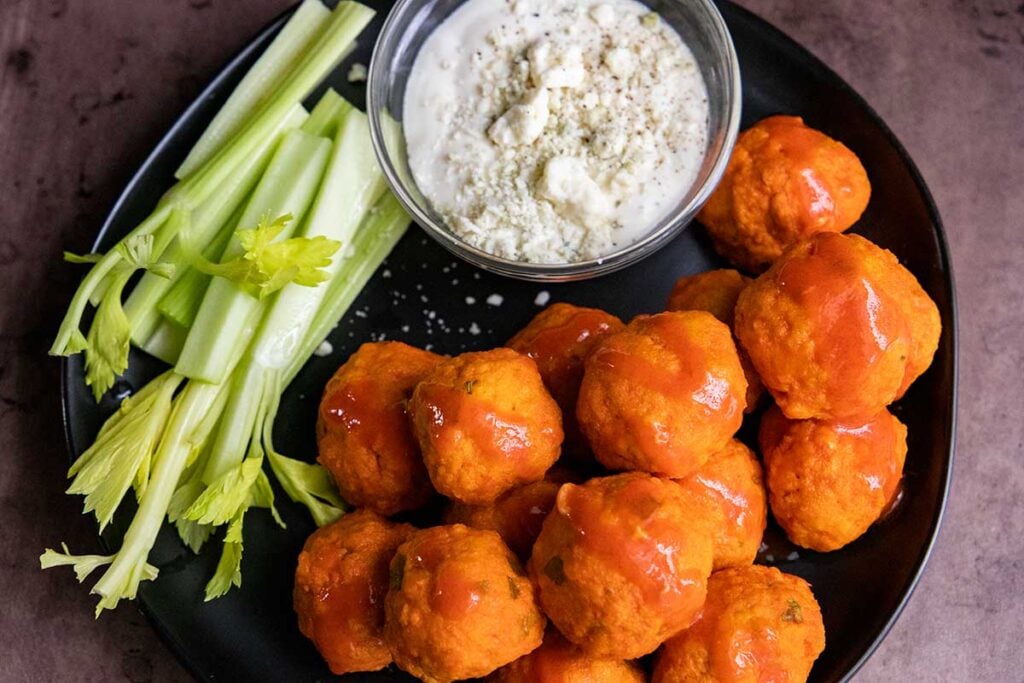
[59, 1, 959, 681]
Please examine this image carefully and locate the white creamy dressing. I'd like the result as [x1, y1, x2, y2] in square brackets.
[403, 0, 709, 264]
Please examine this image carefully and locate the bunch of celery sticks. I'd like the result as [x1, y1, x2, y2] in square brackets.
[41, 0, 400, 613]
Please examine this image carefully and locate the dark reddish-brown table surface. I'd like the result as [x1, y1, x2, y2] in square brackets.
[1, 1, 1021, 680]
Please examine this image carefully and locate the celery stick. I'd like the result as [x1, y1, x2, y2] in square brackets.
[255, 108, 385, 371]
[170, 2, 374, 209]
[202, 105, 380, 484]
[139, 319, 188, 365]
[176, 0, 330, 179]
[285, 194, 410, 385]
[176, 130, 331, 383]
[53, 2, 373, 366]
[125, 105, 309, 345]
[89, 380, 225, 613]
[301, 89, 353, 139]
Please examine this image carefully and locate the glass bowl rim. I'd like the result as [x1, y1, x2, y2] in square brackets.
[367, 0, 743, 281]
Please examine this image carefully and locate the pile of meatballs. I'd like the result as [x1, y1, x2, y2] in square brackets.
[292, 115, 941, 682]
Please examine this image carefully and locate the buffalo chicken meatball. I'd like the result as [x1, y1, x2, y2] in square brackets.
[530, 473, 714, 659]
[759, 405, 907, 551]
[735, 232, 941, 421]
[410, 348, 563, 505]
[577, 311, 746, 478]
[293, 511, 414, 675]
[675, 439, 767, 570]
[317, 342, 443, 515]
[384, 525, 545, 682]
[653, 565, 825, 683]
[698, 115, 871, 271]
[490, 629, 645, 683]
[666, 269, 750, 326]
[666, 270, 765, 412]
[445, 478, 562, 561]
[507, 303, 625, 460]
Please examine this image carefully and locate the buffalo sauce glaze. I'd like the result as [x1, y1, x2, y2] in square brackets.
[495, 481, 561, 558]
[559, 477, 705, 618]
[713, 625, 789, 682]
[511, 307, 622, 407]
[321, 379, 415, 459]
[306, 574, 383, 666]
[417, 383, 539, 463]
[589, 314, 739, 460]
[834, 412, 903, 500]
[775, 233, 909, 396]
[759, 116, 839, 233]
[411, 541, 483, 620]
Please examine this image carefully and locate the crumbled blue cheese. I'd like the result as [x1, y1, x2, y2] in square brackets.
[404, 0, 709, 264]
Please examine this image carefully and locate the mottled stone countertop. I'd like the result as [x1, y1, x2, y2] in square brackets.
[1, 0, 1020, 681]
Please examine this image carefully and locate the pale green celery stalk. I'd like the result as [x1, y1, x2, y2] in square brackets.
[42, 371, 234, 615]
[201, 106, 381, 486]
[175, 0, 330, 179]
[88, 380, 225, 614]
[300, 89, 352, 139]
[51, 1, 373, 360]
[175, 130, 331, 383]
[138, 319, 188, 365]
[168, 1, 374, 207]
[285, 193, 410, 385]
[125, 106, 309, 345]
[156, 208, 240, 330]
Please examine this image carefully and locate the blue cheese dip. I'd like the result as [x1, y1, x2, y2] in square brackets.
[403, 0, 709, 264]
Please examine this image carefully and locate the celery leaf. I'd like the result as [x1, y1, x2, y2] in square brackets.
[204, 509, 245, 601]
[67, 372, 182, 530]
[192, 213, 341, 299]
[183, 456, 263, 526]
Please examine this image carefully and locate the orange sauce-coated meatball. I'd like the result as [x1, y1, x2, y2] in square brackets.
[577, 311, 746, 478]
[445, 479, 562, 561]
[385, 525, 545, 682]
[735, 232, 941, 421]
[653, 565, 825, 683]
[530, 473, 714, 659]
[317, 342, 443, 515]
[675, 439, 767, 570]
[666, 270, 765, 412]
[759, 405, 907, 551]
[698, 115, 871, 271]
[293, 511, 414, 675]
[410, 348, 563, 504]
[490, 629, 645, 683]
[507, 303, 625, 461]
[666, 269, 750, 326]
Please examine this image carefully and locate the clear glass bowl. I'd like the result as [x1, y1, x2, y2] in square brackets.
[367, 0, 741, 282]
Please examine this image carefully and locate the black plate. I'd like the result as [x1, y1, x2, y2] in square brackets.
[61, 1, 957, 681]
